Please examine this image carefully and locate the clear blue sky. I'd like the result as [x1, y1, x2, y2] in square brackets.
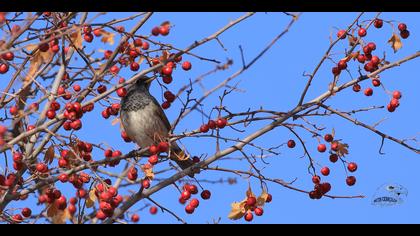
[2, 12, 420, 224]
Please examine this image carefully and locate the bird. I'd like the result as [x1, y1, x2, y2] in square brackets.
[120, 76, 196, 176]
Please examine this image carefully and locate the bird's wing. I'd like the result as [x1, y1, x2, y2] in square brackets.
[150, 96, 172, 131]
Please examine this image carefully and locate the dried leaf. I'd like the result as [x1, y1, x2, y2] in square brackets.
[337, 142, 349, 157]
[256, 190, 269, 207]
[47, 204, 58, 218]
[331, 128, 336, 138]
[25, 47, 53, 82]
[85, 189, 97, 208]
[388, 33, 403, 53]
[44, 145, 55, 165]
[70, 27, 83, 50]
[101, 31, 115, 45]
[159, 50, 170, 61]
[52, 209, 70, 224]
[228, 200, 247, 220]
[246, 185, 255, 198]
[141, 165, 154, 180]
[111, 117, 120, 126]
[348, 35, 358, 46]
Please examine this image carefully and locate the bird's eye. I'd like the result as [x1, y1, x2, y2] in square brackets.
[387, 185, 395, 190]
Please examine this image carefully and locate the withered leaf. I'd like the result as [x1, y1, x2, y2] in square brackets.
[85, 189, 97, 208]
[70, 27, 83, 50]
[337, 142, 349, 157]
[44, 145, 55, 165]
[25, 47, 54, 82]
[228, 199, 247, 220]
[52, 209, 70, 224]
[111, 117, 120, 126]
[101, 31, 115, 45]
[388, 33, 403, 53]
[256, 190, 269, 207]
[141, 165, 155, 180]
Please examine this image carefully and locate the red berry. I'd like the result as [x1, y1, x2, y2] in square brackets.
[110, 65, 120, 74]
[331, 142, 339, 152]
[36, 163, 48, 173]
[148, 155, 159, 165]
[332, 66, 341, 76]
[97, 85, 107, 94]
[96, 210, 107, 220]
[149, 206, 158, 215]
[371, 56, 380, 65]
[337, 30, 347, 39]
[254, 207, 264, 216]
[398, 23, 407, 31]
[320, 182, 331, 194]
[13, 152, 23, 162]
[337, 60, 347, 70]
[142, 41, 150, 50]
[200, 124, 209, 133]
[246, 196, 257, 207]
[130, 62, 140, 71]
[320, 167, 330, 176]
[390, 98, 400, 108]
[287, 139, 296, 148]
[312, 175, 321, 184]
[185, 204, 195, 214]
[161, 101, 171, 109]
[151, 27, 160, 36]
[387, 103, 396, 112]
[0, 63, 9, 74]
[161, 66, 173, 76]
[84, 33, 93, 43]
[164, 91, 175, 103]
[201, 190, 211, 200]
[58, 173, 68, 182]
[357, 54, 366, 64]
[329, 154, 338, 163]
[352, 83, 361, 92]
[347, 162, 358, 172]
[266, 193, 272, 203]
[162, 75, 173, 84]
[133, 38, 142, 47]
[2, 52, 14, 61]
[372, 78, 381, 87]
[324, 134, 333, 142]
[208, 120, 217, 129]
[159, 26, 170, 36]
[392, 90, 402, 99]
[181, 190, 191, 201]
[346, 176, 356, 186]
[400, 30, 410, 39]
[70, 119, 82, 130]
[182, 61, 192, 71]
[317, 144, 327, 153]
[117, 87, 127, 97]
[46, 109, 56, 119]
[21, 208, 32, 218]
[149, 145, 158, 155]
[216, 118, 227, 129]
[244, 212, 253, 222]
[12, 214, 23, 223]
[142, 179, 150, 189]
[374, 19, 383, 28]
[131, 214, 140, 223]
[190, 198, 200, 208]
[364, 88, 373, 96]
[358, 28, 367, 37]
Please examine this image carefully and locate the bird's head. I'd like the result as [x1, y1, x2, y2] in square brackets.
[133, 76, 154, 91]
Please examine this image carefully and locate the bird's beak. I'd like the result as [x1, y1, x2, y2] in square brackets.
[145, 76, 155, 84]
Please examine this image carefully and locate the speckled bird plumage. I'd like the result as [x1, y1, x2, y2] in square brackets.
[120, 77, 195, 174]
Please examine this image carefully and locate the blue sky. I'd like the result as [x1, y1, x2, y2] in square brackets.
[1, 12, 420, 224]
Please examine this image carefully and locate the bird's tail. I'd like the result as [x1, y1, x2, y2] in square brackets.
[171, 142, 198, 177]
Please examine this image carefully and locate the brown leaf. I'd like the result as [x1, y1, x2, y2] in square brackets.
[70, 27, 83, 50]
[101, 31, 115, 45]
[52, 209, 70, 224]
[141, 165, 155, 180]
[44, 145, 55, 165]
[348, 35, 358, 46]
[228, 199, 247, 220]
[388, 33, 403, 53]
[331, 128, 336, 138]
[256, 190, 269, 207]
[337, 142, 349, 157]
[111, 117, 120, 126]
[25, 47, 54, 82]
[246, 185, 256, 198]
[47, 203, 58, 218]
[85, 189, 97, 208]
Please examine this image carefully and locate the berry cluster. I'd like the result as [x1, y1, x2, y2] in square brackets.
[94, 181, 124, 220]
[244, 194, 272, 222]
[199, 117, 228, 133]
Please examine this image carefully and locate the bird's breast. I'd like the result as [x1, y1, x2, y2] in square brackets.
[120, 103, 169, 148]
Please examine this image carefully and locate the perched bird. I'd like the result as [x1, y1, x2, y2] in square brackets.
[120, 76, 196, 176]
